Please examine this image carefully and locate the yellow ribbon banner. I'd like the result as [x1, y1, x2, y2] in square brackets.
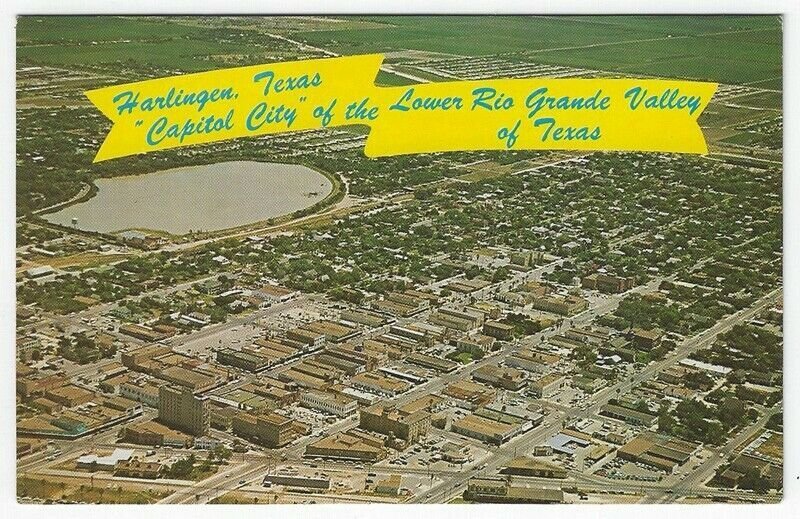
[85, 54, 717, 162]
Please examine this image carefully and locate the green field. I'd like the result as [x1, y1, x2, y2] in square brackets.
[297, 15, 782, 85]
[17, 16, 782, 86]
[17, 39, 252, 72]
[17, 16, 198, 44]
[17, 16, 289, 73]
[526, 28, 781, 85]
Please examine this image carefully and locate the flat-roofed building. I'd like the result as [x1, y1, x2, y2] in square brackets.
[262, 474, 330, 490]
[473, 365, 527, 391]
[286, 328, 326, 349]
[340, 309, 390, 328]
[443, 380, 497, 409]
[360, 403, 430, 442]
[305, 430, 387, 462]
[630, 328, 663, 350]
[217, 348, 272, 372]
[292, 361, 340, 382]
[231, 411, 310, 448]
[483, 320, 515, 341]
[252, 283, 298, 303]
[16, 372, 68, 398]
[457, 334, 496, 354]
[373, 299, 419, 318]
[530, 294, 588, 316]
[160, 365, 219, 392]
[452, 414, 525, 445]
[406, 352, 458, 373]
[581, 273, 634, 294]
[600, 403, 658, 427]
[374, 474, 402, 496]
[350, 371, 410, 397]
[507, 349, 559, 374]
[121, 420, 193, 447]
[77, 448, 134, 471]
[529, 374, 565, 399]
[45, 384, 94, 407]
[617, 431, 699, 473]
[565, 326, 612, 345]
[25, 265, 55, 279]
[500, 457, 568, 479]
[303, 320, 360, 343]
[385, 292, 429, 315]
[314, 352, 364, 375]
[278, 368, 328, 390]
[114, 459, 164, 479]
[121, 344, 171, 372]
[158, 385, 209, 437]
[464, 477, 564, 504]
[300, 390, 358, 417]
[118, 324, 168, 342]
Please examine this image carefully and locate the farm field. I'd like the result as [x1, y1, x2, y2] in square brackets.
[296, 15, 782, 86]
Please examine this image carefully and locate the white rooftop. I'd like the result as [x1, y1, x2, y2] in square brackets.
[77, 448, 134, 467]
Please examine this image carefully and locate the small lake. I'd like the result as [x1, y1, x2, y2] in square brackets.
[43, 161, 333, 235]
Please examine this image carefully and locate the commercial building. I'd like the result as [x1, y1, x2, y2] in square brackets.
[483, 320, 515, 341]
[406, 352, 458, 373]
[45, 384, 94, 407]
[114, 459, 164, 479]
[231, 411, 310, 448]
[359, 403, 431, 442]
[119, 381, 160, 408]
[630, 328, 663, 350]
[286, 328, 326, 349]
[120, 420, 193, 447]
[600, 403, 658, 427]
[77, 448, 134, 471]
[263, 474, 330, 490]
[351, 371, 410, 397]
[617, 432, 699, 473]
[374, 474, 403, 496]
[16, 371, 68, 398]
[431, 307, 484, 330]
[216, 348, 273, 372]
[506, 349, 560, 374]
[252, 283, 298, 303]
[443, 380, 497, 409]
[472, 365, 527, 391]
[302, 320, 361, 344]
[158, 385, 209, 437]
[500, 457, 568, 479]
[372, 290, 434, 317]
[464, 477, 564, 504]
[118, 323, 168, 342]
[451, 414, 525, 445]
[529, 374, 565, 399]
[300, 390, 359, 417]
[305, 430, 387, 462]
[581, 273, 634, 294]
[547, 431, 591, 456]
[530, 294, 588, 316]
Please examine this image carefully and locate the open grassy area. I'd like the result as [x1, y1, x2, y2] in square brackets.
[17, 16, 199, 44]
[16, 16, 299, 74]
[17, 476, 172, 504]
[755, 432, 783, 459]
[297, 15, 781, 85]
[210, 491, 266, 504]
